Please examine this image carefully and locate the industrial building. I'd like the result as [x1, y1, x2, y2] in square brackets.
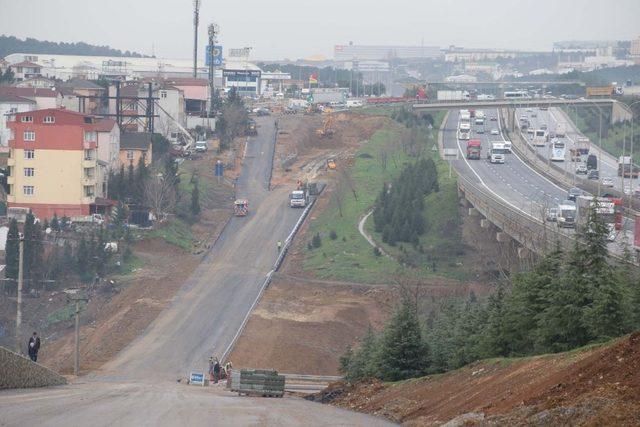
[333, 44, 441, 62]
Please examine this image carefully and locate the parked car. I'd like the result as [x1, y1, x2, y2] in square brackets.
[588, 169, 599, 180]
[568, 187, 583, 201]
[546, 207, 559, 222]
[194, 141, 208, 152]
[490, 116, 497, 121]
[602, 177, 614, 187]
[576, 164, 588, 175]
[491, 129, 499, 135]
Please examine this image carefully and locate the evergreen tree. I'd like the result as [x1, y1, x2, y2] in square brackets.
[5, 219, 20, 281]
[50, 213, 60, 232]
[118, 164, 126, 200]
[127, 162, 135, 202]
[377, 299, 429, 381]
[339, 325, 379, 381]
[477, 284, 508, 358]
[191, 179, 201, 217]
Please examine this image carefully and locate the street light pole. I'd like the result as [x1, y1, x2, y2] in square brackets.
[15, 237, 24, 354]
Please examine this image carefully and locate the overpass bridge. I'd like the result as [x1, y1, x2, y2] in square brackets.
[414, 98, 632, 124]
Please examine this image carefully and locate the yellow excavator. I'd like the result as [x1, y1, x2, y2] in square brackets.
[315, 108, 334, 138]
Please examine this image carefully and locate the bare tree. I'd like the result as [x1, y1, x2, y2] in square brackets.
[340, 166, 358, 202]
[144, 169, 178, 219]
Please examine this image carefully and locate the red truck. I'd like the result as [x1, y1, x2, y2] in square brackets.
[467, 139, 482, 160]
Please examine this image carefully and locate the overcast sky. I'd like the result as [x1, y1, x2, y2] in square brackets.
[1, 0, 639, 60]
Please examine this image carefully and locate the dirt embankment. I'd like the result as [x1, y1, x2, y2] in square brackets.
[316, 332, 640, 426]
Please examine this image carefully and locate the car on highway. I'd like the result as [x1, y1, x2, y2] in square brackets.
[576, 164, 588, 175]
[476, 127, 485, 134]
[602, 177, 614, 187]
[546, 207, 559, 222]
[490, 128, 499, 135]
[526, 108, 533, 113]
[490, 116, 497, 121]
[588, 169, 599, 180]
[531, 112, 537, 118]
[567, 187, 584, 201]
[540, 123, 547, 130]
[527, 128, 535, 134]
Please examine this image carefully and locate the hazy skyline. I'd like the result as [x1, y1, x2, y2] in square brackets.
[1, 0, 639, 60]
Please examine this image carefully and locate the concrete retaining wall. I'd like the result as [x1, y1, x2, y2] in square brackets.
[0, 346, 67, 389]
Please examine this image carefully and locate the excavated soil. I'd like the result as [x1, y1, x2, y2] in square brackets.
[318, 333, 640, 426]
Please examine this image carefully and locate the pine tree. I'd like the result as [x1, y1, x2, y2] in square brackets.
[191, 179, 201, 217]
[377, 298, 429, 381]
[5, 219, 20, 281]
[478, 284, 508, 358]
[50, 213, 60, 232]
[127, 162, 135, 202]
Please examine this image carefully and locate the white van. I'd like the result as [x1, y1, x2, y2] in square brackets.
[194, 141, 208, 152]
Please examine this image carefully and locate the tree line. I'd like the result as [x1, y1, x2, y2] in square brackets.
[372, 158, 439, 246]
[342, 204, 640, 381]
[0, 35, 150, 59]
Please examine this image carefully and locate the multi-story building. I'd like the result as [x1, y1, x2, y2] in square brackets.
[0, 94, 35, 148]
[6, 108, 120, 219]
[10, 61, 43, 81]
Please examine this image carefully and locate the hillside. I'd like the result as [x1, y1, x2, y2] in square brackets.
[0, 35, 150, 58]
[314, 332, 640, 426]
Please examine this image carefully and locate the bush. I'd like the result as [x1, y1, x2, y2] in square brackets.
[329, 230, 338, 240]
[373, 247, 382, 257]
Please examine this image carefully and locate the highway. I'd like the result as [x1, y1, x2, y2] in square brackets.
[0, 116, 393, 426]
[444, 109, 633, 253]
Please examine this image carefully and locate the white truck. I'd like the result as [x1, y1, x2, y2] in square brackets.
[488, 142, 507, 164]
[458, 122, 471, 140]
[346, 99, 364, 108]
[555, 122, 566, 138]
[532, 129, 548, 147]
[289, 190, 308, 208]
[557, 201, 577, 228]
[438, 90, 470, 101]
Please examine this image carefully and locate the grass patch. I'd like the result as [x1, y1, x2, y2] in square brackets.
[117, 254, 144, 275]
[45, 301, 86, 327]
[303, 110, 466, 282]
[147, 218, 195, 251]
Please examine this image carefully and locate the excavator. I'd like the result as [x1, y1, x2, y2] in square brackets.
[315, 108, 334, 138]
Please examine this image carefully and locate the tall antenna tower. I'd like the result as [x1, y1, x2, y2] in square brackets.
[208, 23, 219, 118]
[193, 0, 201, 78]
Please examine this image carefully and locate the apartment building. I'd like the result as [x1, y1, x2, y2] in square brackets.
[6, 108, 120, 219]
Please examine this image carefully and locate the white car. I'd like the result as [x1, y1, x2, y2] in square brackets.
[602, 177, 614, 187]
[490, 129, 499, 135]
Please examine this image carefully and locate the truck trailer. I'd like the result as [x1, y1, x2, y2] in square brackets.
[466, 139, 482, 159]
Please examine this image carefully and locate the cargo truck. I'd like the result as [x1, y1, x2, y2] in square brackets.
[557, 201, 577, 228]
[617, 156, 639, 178]
[437, 90, 470, 101]
[466, 139, 482, 159]
[488, 142, 507, 164]
[458, 123, 471, 140]
[586, 86, 614, 98]
[289, 189, 308, 208]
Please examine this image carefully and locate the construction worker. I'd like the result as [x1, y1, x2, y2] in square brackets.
[277, 240, 283, 253]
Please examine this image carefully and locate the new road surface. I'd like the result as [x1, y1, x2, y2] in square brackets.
[0, 116, 394, 427]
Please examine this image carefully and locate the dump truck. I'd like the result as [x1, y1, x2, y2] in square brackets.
[466, 139, 482, 160]
[234, 199, 249, 216]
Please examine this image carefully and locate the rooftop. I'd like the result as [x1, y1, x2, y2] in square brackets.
[121, 132, 152, 150]
[0, 86, 59, 98]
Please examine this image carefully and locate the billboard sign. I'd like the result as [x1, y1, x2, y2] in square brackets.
[205, 45, 223, 66]
[223, 70, 261, 78]
[228, 47, 252, 59]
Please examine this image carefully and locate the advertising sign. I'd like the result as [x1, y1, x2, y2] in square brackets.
[205, 45, 223, 66]
[189, 372, 205, 386]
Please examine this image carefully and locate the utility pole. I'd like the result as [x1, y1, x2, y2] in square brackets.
[69, 294, 88, 376]
[207, 23, 219, 118]
[15, 237, 24, 354]
[193, 0, 201, 78]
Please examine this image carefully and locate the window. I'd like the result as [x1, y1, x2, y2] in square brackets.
[84, 185, 95, 197]
[23, 168, 35, 177]
[43, 116, 55, 124]
[126, 150, 135, 160]
[160, 91, 167, 99]
[23, 185, 35, 196]
[9, 107, 17, 114]
[84, 167, 95, 179]
[24, 149, 35, 159]
[84, 149, 94, 160]
[84, 131, 97, 142]
[23, 131, 35, 141]
[21, 116, 33, 123]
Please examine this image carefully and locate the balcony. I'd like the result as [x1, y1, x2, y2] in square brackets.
[82, 176, 97, 186]
[7, 176, 14, 185]
[7, 158, 15, 166]
[82, 159, 96, 168]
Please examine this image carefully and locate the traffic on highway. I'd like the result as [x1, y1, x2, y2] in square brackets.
[449, 107, 636, 253]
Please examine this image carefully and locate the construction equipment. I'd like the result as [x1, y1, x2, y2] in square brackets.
[327, 157, 337, 170]
[315, 109, 334, 138]
[234, 199, 249, 216]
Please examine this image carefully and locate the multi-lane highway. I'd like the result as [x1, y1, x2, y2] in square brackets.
[0, 116, 393, 426]
[444, 108, 634, 252]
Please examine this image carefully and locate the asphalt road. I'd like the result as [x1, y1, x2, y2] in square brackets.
[445, 109, 633, 253]
[0, 116, 394, 426]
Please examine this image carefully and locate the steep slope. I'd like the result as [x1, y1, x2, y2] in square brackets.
[316, 332, 640, 426]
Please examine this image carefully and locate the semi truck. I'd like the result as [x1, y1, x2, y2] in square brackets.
[532, 129, 548, 147]
[466, 139, 482, 159]
[555, 123, 566, 138]
[617, 156, 639, 178]
[488, 142, 507, 164]
[437, 90, 470, 101]
[576, 195, 618, 240]
[459, 110, 471, 124]
[458, 123, 471, 140]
